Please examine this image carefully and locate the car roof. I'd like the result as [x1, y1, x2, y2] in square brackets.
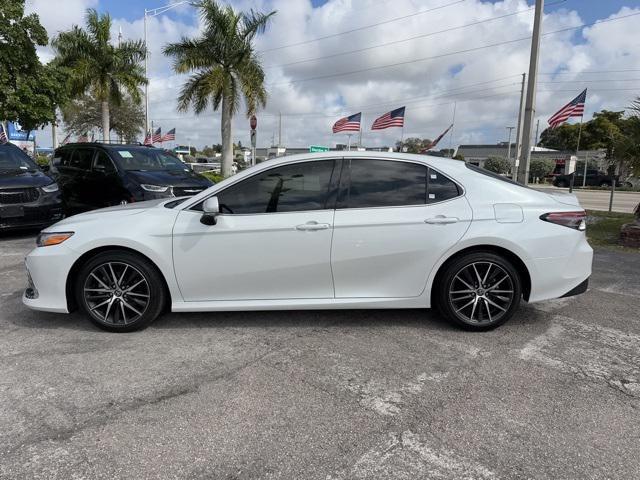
[57, 143, 156, 150]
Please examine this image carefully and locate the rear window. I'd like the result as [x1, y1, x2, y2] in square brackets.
[465, 163, 528, 188]
[111, 148, 188, 172]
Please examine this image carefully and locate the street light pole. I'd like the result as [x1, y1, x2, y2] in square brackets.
[143, 1, 190, 138]
[505, 126, 515, 163]
[517, 0, 544, 185]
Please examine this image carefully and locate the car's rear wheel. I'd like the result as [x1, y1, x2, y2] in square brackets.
[555, 180, 568, 188]
[75, 251, 166, 332]
[436, 252, 521, 331]
[599, 181, 610, 187]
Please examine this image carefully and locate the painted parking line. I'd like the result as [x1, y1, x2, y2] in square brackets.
[520, 316, 640, 397]
[327, 431, 498, 480]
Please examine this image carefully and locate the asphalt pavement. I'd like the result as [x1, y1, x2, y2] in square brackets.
[1, 232, 639, 479]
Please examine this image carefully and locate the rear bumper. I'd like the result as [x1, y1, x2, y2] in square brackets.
[561, 277, 589, 298]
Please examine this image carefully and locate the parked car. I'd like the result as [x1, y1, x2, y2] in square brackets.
[623, 176, 639, 189]
[0, 142, 63, 231]
[553, 169, 621, 188]
[23, 152, 593, 332]
[49, 143, 214, 213]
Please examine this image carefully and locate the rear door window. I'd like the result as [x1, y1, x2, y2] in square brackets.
[69, 148, 94, 171]
[338, 159, 427, 208]
[93, 150, 116, 172]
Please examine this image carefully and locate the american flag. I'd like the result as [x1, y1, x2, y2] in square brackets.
[152, 127, 162, 143]
[0, 124, 7, 144]
[162, 128, 175, 142]
[143, 130, 153, 145]
[548, 89, 587, 129]
[372, 106, 405, 130]
[332, 112, 361, 133]
[77, 133, 88, 142]
[421, 124, 454, 152]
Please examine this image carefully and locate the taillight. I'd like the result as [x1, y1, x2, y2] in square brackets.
[540, 211, 586, 231]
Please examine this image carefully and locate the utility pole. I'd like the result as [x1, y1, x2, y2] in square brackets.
[505, 126, 515, 162]
[517, 0, 544, 185]
[513, 73, 526, 179]
[278, 111, 282, 148]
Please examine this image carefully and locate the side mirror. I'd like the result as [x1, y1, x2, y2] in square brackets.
[201, 196, 220, 225]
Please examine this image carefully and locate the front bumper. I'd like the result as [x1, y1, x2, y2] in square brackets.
[22, 243, 76, 313]
[0, 193, 64, 230]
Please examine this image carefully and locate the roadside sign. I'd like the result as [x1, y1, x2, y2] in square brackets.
[250, 115, 257, 130]
[309, 145, 330, 152]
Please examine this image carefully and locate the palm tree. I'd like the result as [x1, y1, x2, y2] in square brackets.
[51, 9, 147, 141]
[164, 0, 275, 177]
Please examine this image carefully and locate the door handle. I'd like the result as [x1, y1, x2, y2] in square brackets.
[296, 221, 330, 231]
[424, 216, 459, 225]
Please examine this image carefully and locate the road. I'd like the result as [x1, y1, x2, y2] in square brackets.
[1, 232, 640, 479]
[536, 185, 639, 213]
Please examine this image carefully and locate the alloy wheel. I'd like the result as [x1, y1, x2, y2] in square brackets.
[83, 261, 150, 326]
[448, 261, 515, 325]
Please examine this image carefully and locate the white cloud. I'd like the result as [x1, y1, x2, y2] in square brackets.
[26, 0, 640, 150]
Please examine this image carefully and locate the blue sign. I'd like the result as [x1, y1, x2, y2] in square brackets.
[7, 122, 36, 141]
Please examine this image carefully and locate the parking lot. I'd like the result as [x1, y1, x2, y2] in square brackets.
[1, 232, 639, 479]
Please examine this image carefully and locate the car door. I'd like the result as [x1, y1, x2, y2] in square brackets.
[172, 159, 339, 301]
[331, 158, 472, 298]
[85, 150, 122, 207]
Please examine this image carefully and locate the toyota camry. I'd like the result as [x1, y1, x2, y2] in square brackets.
[23, 152, 593, 332]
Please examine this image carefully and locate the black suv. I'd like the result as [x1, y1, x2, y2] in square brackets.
[0, 142, 63, 231]
[50, 143, 213, 213]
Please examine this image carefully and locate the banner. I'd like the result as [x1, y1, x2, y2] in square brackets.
[6, 121, 36, 141]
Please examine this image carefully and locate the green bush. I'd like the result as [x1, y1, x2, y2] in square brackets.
[529, 159, 555, 182]
[35, 154, 50, 167]
[483, 156, 511, 174]
[200, 171, 224, 183]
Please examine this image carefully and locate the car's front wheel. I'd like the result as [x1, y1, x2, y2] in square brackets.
[435, 252, 522, 330]
[75, 250, 166, 332]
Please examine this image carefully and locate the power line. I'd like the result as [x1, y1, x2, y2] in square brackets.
[539, 78, 640, 84]
[258, 0, 467, 54]
[266, 11, 640, 87]
[264, 6, 536, 70]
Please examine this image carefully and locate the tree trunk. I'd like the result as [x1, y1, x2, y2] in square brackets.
[221, 94, 233, 178]
[101, 101, 110, 142]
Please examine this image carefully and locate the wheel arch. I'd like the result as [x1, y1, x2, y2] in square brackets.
[430, 244, 532, 305]
[65, 246, 172, 312]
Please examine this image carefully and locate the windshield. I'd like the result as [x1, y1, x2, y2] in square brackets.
[0, 147, 38, 172]
[112, 148, 189, 172]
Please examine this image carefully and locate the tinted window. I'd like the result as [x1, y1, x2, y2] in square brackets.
[216, 160, 335, 214]
[427, 168, 460, 203]
[339, 159, 427, 208]
[53, 148, 72, 167]
[69, 148, 94, 170]
[111, 148, 187, 171]
[94, 150, 116, 172]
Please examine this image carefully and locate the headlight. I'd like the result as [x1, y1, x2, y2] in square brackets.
[41, 182, 59, 193]
[140, 184, 169, 192]
[36, 232, 74, 247]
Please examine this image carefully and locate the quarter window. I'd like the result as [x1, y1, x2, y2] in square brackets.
[338, 159, 427, 208]
[427, 168, 460, 203]
[215, 160, 335, 214]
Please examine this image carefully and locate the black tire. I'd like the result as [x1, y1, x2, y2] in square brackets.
[435, 252, 522, 331]
[555, 180, 568, 188]
[75, 250, 166, 332]
[599, 181, 610, 188]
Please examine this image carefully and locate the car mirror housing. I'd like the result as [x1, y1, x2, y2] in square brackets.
[201, 196, 220, 225]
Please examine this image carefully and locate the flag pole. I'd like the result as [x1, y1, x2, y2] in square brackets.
[448, 102, 457, 157]
[569, 115, 584, 193]
[347, 134, 352, 151]
[358, 114, 363, 149]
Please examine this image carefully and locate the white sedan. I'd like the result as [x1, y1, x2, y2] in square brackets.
[23, 152, 593, 332]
